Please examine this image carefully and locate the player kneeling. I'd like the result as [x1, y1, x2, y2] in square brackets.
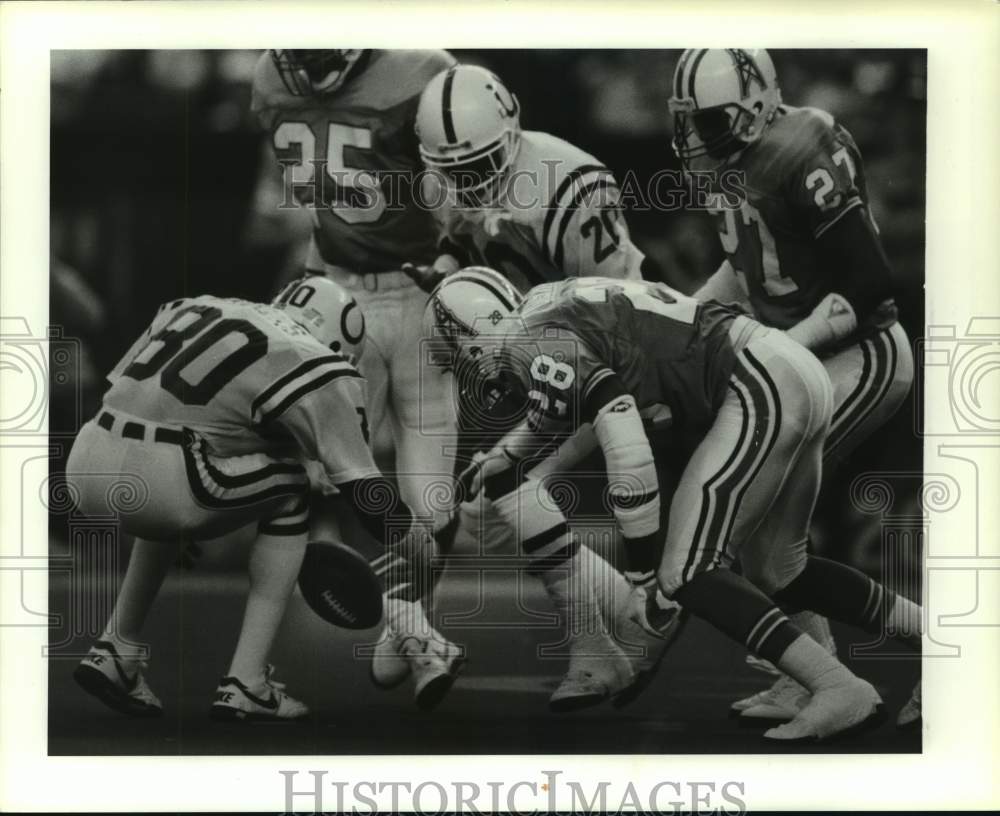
[434, 273, 921, 741]
[67, 276, 459, 721]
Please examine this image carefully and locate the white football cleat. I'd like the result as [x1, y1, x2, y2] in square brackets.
[209, 665, 309, 722]
[764, 678, 883, 742]
[610, 583, 687, 708]
[369, 627, 410, 689]
[549, 632, 635, 713]
[73, 640, 162, 718]
[398, 634, 465, 711]
[896, 681, 921, 729]
[736, 675, 811, 722]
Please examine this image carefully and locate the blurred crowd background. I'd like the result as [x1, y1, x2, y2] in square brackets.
[50, 49, 927, 576]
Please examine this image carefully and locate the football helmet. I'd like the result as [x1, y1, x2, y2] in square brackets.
[273, 275, 366, 364]
[269, 50, 369, 96]
[668, 49, 781, 170]
[416, 65, 521, 202]
[423, 267, 525, 425]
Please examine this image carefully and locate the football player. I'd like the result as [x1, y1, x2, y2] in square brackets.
[669, 49, 916, 724]
[414, 63, 649, 289]
[68, 277, 460, 721]
[428, 274, 922, 741]
[251, 50, 463, 701]
[408, 66, 676, 709]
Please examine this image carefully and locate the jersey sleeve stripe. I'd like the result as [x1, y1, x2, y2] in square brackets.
[254, 364, 362, 425]
[813, 196, 864, 238]
[552, 177, 621, 269]
[581, 366, 617, 404]
[251, 354, 348, 416]
[542, 164, 607, 254]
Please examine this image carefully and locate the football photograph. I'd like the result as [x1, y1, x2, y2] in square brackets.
[45, 45, 926, 756]
[1, 1, 998, 813]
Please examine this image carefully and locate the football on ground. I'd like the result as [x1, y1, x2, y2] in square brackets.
[297, 540, 383, 629]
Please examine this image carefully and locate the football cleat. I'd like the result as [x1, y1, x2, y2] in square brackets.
[399, 634, 466, 711]
[763, 678, 883, 742]
[896, 681, 921, 729]
[737, 675, 811, 722]
[611, 583, 688, 708]
[369, 627, 411, 690]
[549, 632, 635, 713]
[73, 640, 162, 718]
[209, 665, 309, 722]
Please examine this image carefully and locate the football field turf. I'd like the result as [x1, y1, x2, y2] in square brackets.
[48, 570, 920, 756]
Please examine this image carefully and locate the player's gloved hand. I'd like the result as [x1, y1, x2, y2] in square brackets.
[432, 510, 461, 552]
[401, 253, 460, 294]
[866, 298, 899, 331]
[455, 449, 515, 505]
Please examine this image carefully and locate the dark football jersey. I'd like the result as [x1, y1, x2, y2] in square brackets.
[707, 105, 872, 329]
[500, 278, 739, 440]
[252, 50, 454, 272]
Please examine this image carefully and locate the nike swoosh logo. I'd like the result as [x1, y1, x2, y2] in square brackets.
[241, 686, 279, 710]
[112, 658, 139, 692]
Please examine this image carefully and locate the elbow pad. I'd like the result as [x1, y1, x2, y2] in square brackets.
[592, 394, 660, 538]
[786, 292, 858, 351]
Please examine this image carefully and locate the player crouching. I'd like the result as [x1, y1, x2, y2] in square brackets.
[67, 276, 460, 721]
[431, 272, 922, 740]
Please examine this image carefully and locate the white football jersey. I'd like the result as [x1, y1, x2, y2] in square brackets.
[424, 130, 644, 291]
[105, 295, 379, 485]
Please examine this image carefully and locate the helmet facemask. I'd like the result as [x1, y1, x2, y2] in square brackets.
[668, 48, 781, 173]
[670, 98, 766, 172]
[421, 126, 520, 208]
[271, 49, 368, 96]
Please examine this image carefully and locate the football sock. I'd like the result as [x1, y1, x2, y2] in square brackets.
[671, 569, 801, 666]
[775, 634, 857, 693]
[789, 610, 838, 655]
[539, 548, 615, 655]
[374, 551, 427, 603]
[773, 556, 921, 650]
[384, 597, 435, 640]
[227, 531, 307, 684]
[101, 536, 178, 661]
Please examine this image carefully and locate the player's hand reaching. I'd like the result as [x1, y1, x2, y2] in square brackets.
[455, 449, 515, 505]
[401, 253, 461, 294]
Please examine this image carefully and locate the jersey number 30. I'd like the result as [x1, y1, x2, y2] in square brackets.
[123, 305, 268, 406]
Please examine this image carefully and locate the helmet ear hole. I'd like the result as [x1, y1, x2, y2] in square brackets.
[330, 340, 342, 352]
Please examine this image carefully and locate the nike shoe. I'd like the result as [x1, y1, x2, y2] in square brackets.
[398, 633, 465, 711]
[369, 626, 410, 689]
[610, 582, 688, 709]
[737, 675, 811, 722]
[549, 631, 635, 713]
[764, 677, 883, 741]
[73, 640, 162, 718]
[209, 665, 309, 722]
[896, 681, 921, 729]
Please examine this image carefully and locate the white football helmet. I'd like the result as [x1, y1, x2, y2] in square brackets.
[272, 275, 366, 364]
[416, 65, 521, 202]
[668, 49, 781, 170]
[269, 50, 369, 96]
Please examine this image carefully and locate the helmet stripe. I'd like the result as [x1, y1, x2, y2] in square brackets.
[459, 272, 517, 311]
[673, 49, 696, 99]
[442, 65, 458, 144]
[686, 49, 709, 104]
